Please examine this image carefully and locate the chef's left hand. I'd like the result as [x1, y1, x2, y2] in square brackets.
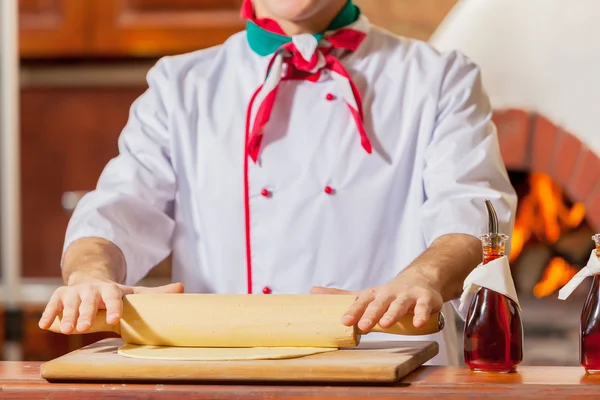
[310, 269, 443, 332]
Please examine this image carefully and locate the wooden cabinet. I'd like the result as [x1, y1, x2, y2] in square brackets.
[89, 0, 245, 57]
[20, 86, 145, 277]
[19, 0, 89, 57]
[17, 0, 457, 58]
[18, 0, 245, 58]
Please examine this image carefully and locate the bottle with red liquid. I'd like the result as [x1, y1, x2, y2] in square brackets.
[580, 233, 600, 373]
[463, 200, 524, 373]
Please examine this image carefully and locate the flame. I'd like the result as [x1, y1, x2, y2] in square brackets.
[510, 172, 586, 297]
[533, 257, 578, 298]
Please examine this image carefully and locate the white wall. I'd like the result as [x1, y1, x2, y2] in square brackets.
[430, 0, 600, 157]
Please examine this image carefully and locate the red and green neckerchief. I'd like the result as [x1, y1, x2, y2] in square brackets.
[240, 0, 372, 162]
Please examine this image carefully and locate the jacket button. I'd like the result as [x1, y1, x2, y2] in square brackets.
[325, 93, 335, 101]
[324, 186, 334, 194]
[262, 286, 272, 294]
[261, 188, 271, 197]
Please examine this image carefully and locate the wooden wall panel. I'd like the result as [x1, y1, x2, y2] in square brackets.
[0, 308, 4, 360]
[20, 87, 145, 278]
[89, 0, 245, 57]
[19, 0, 88, 57]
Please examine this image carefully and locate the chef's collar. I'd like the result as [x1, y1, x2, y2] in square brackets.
[241, 0, 361, 56]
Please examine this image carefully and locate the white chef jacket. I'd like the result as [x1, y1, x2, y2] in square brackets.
[62, 16, 517, 365]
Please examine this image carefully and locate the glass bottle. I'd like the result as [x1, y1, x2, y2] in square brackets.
[464, 200, 524, 373]
[580, 233, 600, 373]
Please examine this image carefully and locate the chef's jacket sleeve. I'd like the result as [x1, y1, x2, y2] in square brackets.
[62, 58, 176, 286]
[421, 51, 518, 317]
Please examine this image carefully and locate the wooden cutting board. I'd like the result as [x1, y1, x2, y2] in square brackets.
[40, 338, 438, 383]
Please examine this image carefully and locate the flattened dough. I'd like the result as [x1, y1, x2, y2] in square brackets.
[117, 344, 338, 361]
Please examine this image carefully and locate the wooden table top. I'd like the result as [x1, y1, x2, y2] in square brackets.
[1, 362, 600, 399]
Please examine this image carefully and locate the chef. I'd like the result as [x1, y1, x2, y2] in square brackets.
[38, 0, 517, 365]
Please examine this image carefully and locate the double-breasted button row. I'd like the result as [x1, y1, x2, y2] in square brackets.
[260, 187, 335, 196]
[258, 91, 336, 297]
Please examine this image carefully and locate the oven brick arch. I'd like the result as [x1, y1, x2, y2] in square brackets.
[492, 109, 600, 232]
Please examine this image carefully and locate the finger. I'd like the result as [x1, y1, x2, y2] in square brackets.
[310, 286, 355, 295]
[133, 282, 184, 294]
[357, 294, 395, 332]
[77, 287, 100, 333]
[413, 295, 434, 328]
[341, 289, 376, 326]
[117, 283, 135, 296]
[102, 284, 125, 324]
[379, 295, 413, 328]
[59, 291, 81, 334]
[38, 290, 64, 329]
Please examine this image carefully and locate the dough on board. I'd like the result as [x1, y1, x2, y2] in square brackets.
[117, 344, 338, 361]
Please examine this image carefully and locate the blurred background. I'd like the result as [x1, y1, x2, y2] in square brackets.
[0, 0, 599, 365]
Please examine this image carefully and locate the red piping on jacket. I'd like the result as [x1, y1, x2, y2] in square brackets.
[243, 86, 264, 294]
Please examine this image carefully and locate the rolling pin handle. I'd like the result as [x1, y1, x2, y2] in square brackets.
[366, 311, 444, 336]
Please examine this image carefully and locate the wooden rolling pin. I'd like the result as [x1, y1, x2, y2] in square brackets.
[45, 294, 444, 348]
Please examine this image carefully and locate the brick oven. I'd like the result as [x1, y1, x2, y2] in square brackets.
[493, 111, 599, 296]
[430, 1, 600, 365]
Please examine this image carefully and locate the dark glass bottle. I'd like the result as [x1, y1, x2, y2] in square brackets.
[463, 200, 524, 373]
[580, 234, 600, 373]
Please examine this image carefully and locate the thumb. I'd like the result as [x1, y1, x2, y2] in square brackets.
[133, 282, 185, 294]
[310, 286, 353, 295]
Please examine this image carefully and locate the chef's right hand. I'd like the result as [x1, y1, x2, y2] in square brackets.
[38, 279, 184, 334]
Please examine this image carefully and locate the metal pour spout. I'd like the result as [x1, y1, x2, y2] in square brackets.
[484, 199, 498, 235]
